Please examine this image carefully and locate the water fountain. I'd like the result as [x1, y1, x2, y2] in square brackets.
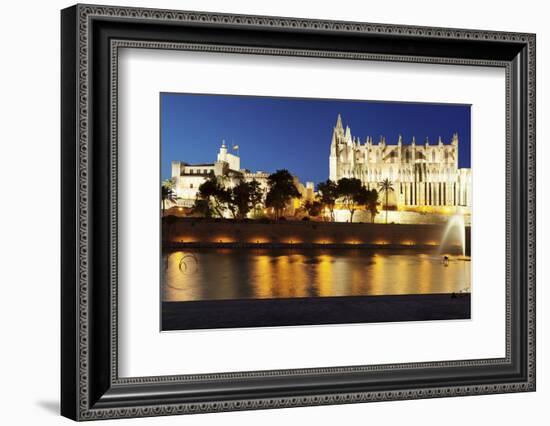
[439, 214, 466, 257]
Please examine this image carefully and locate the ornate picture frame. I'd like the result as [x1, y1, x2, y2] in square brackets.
[61, 4, 535, 421]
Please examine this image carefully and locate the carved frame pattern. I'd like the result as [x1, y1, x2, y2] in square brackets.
[61, 4, 536, 421]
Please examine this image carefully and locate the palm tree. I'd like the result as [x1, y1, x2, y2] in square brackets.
[378, 179, 394, 224]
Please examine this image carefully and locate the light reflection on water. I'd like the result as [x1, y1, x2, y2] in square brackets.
[162, 248, 471, 302]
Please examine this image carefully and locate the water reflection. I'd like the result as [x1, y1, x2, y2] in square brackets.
[162, 248, 471, 302]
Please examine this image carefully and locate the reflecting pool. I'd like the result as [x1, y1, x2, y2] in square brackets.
[162, 248, 471, 302]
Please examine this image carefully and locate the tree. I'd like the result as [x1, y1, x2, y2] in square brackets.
[304, 200, 323, 218]
[194, 174, 265, 220]
[346, 186, 378, 223]
[265, 169, 301, 219]
[336, 177, 364, 223]
[317, 179, 338, 221]
[194, 175, 232, 218]
[248, 179, 264, 216]
[217, 188, 238, 218]
[161, 181, 176, 217]
[365, 189, 379, 223]
[191, 198, 213, 218]
[231, 180, 252, 219]
[378, 178, 395, 224]
[230, 179, 264, 219]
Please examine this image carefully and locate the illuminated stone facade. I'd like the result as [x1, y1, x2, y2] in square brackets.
[329, 114, 472, 209]
[171, 142, 313, 210]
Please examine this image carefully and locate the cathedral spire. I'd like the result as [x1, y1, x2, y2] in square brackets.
[336, 113, 343, 130]
[452, 132, 459, 146]
[345, 125, 352, 144]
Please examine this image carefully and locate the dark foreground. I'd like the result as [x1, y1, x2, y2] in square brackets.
[162, 293, 470, 331]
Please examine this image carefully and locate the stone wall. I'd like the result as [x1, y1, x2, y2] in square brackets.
[333, 209, 471, 225]
[163, 218, 471, 254]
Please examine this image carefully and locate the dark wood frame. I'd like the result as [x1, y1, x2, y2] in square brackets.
[61, 4, 536, 421]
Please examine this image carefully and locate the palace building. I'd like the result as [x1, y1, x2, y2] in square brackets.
[329, 114, 472, 210]
[171, 141, 268, 207]
[170, 142, 314, 211]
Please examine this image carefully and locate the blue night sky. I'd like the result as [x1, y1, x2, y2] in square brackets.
[161, 93, 471, 185]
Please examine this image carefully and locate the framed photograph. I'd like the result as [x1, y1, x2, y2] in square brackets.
[160, 94, 473, 331]
[61, 4, 536, 421]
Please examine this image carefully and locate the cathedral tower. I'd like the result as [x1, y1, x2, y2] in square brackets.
[329, 114, 345, 181]
[327, 114, 471, 209]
